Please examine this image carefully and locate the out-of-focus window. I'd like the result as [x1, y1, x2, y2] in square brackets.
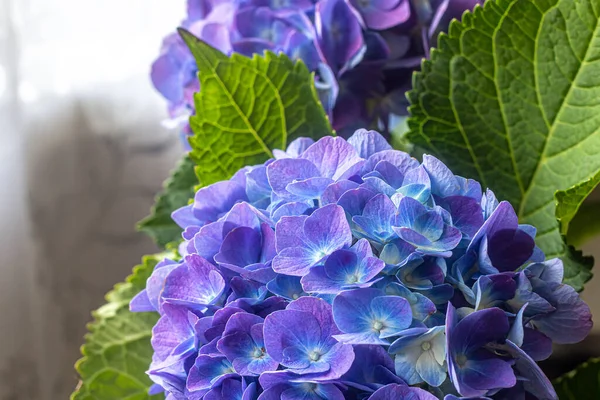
[0, 1, 184, 398]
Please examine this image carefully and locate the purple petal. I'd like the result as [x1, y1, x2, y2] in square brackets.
[315, 0, 365, 73]
[287, 296, 339, 339]
[263, 310, 321, 364]
[321, 180, 360, 205]
[452, 307, 509, 353]
[215, 227, 262, 271]
[286, 177, 334, 198]
[172, 204, 200, 230]
[130, 289, 154, 312]
[460, 352, 516, 393]
[435, 195, 484, 239]
[187, 355, 237, 392]
[272, 246, 318, 276]
[362, 150, 418, 175]
[337, 187, 377, 217]
[267, 158, 320, 198]
[347, 129, 392, 158]
[300, 136, 365, 180]
[353, 0, 411, 30]
[193, 181, 248, 225]
[304, 204, 353, 254]
[162, 254, 225, 310]
[274, 215, 308, 250]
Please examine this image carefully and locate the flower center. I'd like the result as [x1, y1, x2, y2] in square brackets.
[346, 274, 360, 284]
[372, 320, 384, 332]
[292, 293, 300, 300]
[456, 354, 468, 367]
[252, 347, 265, 359]
[421, 341, 431, 351]
[308, 350, 322, 362]
[313, 249, 329, 263]
[301, 382, 318, 392]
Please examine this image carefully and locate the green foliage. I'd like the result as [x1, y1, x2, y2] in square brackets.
[407, 0, 600, 291]
[556, 171, 600, 236]
[137, 156, 197, 248]
[556, 171, 600, 247]
[72, 252, 175, 400]
[554, 357, 600, 399]
[179, 29, 333, 186]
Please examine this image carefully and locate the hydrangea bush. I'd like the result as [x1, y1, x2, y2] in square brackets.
[73, 0, 600, 398]
[151, 0, 481, 136]
[130, 130, 592, 399]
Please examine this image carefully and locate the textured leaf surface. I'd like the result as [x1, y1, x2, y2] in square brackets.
[180, 29, 333, 186]
[407, 0, 600, 290]
[72, 252, 175, 400]
[138, 156, 197, 248]
[554, 357, 600, 399]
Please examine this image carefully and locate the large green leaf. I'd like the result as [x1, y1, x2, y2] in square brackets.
[554, 357, 600, 399]
[179, 29, 333, 186]
[407, 0, 600, 291]
[137, 156, 197, 248]
[72, 252, 175, 400]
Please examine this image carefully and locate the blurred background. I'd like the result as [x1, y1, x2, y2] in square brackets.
[0, 0, 597, 399]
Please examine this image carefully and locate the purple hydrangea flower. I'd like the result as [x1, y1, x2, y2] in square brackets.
[264, 296, 355, 379]
[301, 239, 385, 294]
[151, 0, 483, 139]
[332, 288, 412, 345]
[216, 312, 278, 375]
[445, 304, 517, 397]
[131, 130, 589, 399]
[272, 204, 353, 276]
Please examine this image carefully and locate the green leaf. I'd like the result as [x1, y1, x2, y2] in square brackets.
[554, 357, 600, 399]
[179, 29, 333, 186]
[407, 0, 600, 291]
[556, 171, 600, 246]
[137, 156, 197, 248]
[72, 252, 175, 400]
[556, 171, 600, 236]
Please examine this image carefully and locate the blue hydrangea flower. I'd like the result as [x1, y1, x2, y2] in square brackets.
[332, 288, 412, 345]
[389, 326, 446, 386]
[131, 130, 590, 400]
[445, 304, 517, 397]
[216, 312, 278, 375]
[301, 239, 385, 293]
[272, 204, 353, 276]
[151, 0, 484, 138]
[263, 297, 355, 379]
[508, 260, 593, 344]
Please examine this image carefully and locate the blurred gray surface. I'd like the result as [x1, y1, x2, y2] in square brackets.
[0, 1, 598, 399]
[0, 0, 185, 398]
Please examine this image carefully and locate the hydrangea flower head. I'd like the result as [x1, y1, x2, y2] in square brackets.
[132, 130, 592, 399]
[152, 0, 483, 139]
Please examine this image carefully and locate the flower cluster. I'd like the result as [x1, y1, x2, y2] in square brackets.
[151, 0, 482, 138]
[131, 130, 592, 399]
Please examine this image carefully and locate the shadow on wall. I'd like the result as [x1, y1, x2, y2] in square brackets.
[22, 85, 182, 398]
